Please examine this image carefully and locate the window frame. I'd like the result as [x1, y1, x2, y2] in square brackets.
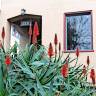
[63, 10, 94, 53]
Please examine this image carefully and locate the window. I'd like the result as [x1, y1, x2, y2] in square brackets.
[64, 11, 93, 52]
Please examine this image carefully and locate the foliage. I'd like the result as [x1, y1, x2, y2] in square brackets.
[0, 43, 94, 96]
[0, 32, 95, 96]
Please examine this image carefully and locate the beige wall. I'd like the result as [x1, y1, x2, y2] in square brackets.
[0, 0, 96, 81]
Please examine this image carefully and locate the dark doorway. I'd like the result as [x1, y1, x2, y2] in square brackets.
[8, 14, 42, 47]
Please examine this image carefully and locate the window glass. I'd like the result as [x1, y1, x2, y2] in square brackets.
[65, 12, 92, 51]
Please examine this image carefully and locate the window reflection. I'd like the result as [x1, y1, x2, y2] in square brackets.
[66, 12, 92, 51]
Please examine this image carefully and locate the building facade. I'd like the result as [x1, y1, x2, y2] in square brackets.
[0, 0, 96, 80]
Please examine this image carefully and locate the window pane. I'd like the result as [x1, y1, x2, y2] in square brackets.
[66, 12, 92, 51]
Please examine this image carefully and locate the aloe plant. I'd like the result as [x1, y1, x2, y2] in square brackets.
[0, 48, 6, 96]
[0, 33, 95, 96]
[5, 43, 95, 96]
[4, 44, 67, 96]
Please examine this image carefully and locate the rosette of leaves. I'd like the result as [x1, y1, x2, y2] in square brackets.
[6, 44, 62, 96]
[4, 33, 95, 96]
[53, 57, 95, 96]
[5, 43, 96, 96]
[0, 41, 18, 96]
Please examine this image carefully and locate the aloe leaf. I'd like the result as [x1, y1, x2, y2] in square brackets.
[36, 77, 46, 96]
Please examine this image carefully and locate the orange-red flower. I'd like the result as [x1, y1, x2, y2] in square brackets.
[87, 56, 90, 66]
[48, 43, 54, 58]
[1, 27, 5, 39]
[82, 65, 86, 76]
[5, 55, 11, 65]
[54, 34, 58, 45]
[90, 69, 95, 85]
[33, 21, 39, 36]
[90, 69, 95, 78]
[61, 61, 68, 78]
[32, 21, 39, 44]
[76, 47, 79, 57]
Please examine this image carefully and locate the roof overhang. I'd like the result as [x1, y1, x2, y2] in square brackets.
[7, 14, 42, 23]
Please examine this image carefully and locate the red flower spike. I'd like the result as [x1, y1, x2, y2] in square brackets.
[61, 61, 68, 78]
[32, 22, 39, 44]
[59, 42, 61, 51]
[5, 55, 11, 65]
[2, 27, 5, 39]
[90, 69, 95, 85]
[54, 34, 58, 45]
[87, 56, 90, 66]
[76, 47, 79, 57]
[48, 43, 54, 58]
[28, 23, 32, 36]
[82, 65, 86, 76]
[33, 21, 39, 36]
[90, 69, 95, 78]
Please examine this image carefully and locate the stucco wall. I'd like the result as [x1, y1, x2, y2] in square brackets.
[0, 0, 96, 81]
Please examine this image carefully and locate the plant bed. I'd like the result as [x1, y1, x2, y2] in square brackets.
[0, 27, 96, 96]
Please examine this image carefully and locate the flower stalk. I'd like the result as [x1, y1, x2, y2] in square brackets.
[1, 27, 5, 47]
[54, 34, 58, 62]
